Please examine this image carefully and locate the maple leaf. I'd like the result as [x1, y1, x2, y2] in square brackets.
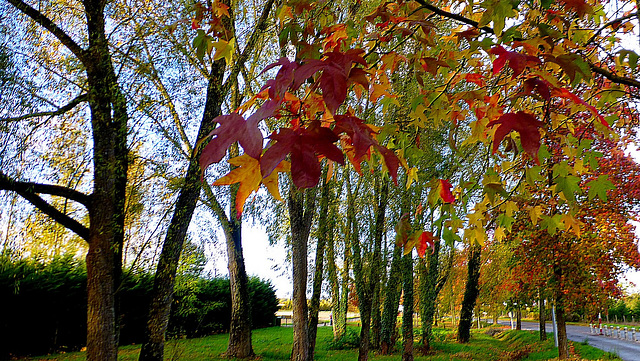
[260, 122, 344, 189]
[213, 155, 290, 218]
[559, 0, 593, 16]
[261, 57, 299, 100]
[210, 155, 272, 218]
[488, 111, 543, 163]
[404, 231, 436, 257]
[489, 46, 541, 78]
[212, 37, 235, 65]
[515, 78, 550, 101]
[439, 179, 456, 204]
[587, 175, 616, 201]
[200, 113, 263, 172]
[543, 53, 591, 84]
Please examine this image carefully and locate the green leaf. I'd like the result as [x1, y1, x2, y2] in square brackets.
[442, 227, 461, 247]
[540, 214, 565, 235]
[554, 174, 581, 202]
[192, 29, 210, 61]
[587, 175, 615, 201]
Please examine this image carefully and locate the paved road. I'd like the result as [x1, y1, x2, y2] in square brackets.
[500, 321, 640, 361]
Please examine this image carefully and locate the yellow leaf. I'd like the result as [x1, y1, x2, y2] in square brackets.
[213, 155, 261, 218]
[212, 37, 235, 65]
[263, 160, 290, 202]
[494, 226, 506, 241]
[561, 213, 582, 237]
[406, 167, 419, 190]
[503, 201, 518, 217]
[529, 205, 542, 226]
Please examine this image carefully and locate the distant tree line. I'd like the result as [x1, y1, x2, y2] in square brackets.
[0, 255, 279, 358]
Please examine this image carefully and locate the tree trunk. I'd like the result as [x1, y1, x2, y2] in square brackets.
[308, 174, 332, 357]
[554, 265, 569, 359]
[401, 253, 414, 361]
[380, 244, 402, 355]
[225, 217, 254, 357]
[289, 186, 316, 361]
[539, 296, 547, 341]
[326, 201, 344, 339]
[516, 305, 522, 330]
[418, 236, 441, 352]
[457, 244, 481, 343]
[85, 1, 130, 358]
[139, 60, 225, 361]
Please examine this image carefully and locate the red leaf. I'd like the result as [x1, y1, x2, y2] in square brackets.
[519, 78, 550, 101]
[200, 113, 263, 172]
[439, 179, 455, 203]
[559, 0, 593, 16]
[261, 57, 299, 99]
[490, 46, 541, 78]
[260, 122, 344, 188]
[334, 114, 378, 162]
[488, 111, 543, 163]
[551, 87, 610, 128]
[416, 231, 436, 258]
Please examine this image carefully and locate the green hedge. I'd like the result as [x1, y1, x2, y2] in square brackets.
[0, 255, 278, 358]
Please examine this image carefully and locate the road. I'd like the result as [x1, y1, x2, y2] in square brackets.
[500, 321, 640, 361]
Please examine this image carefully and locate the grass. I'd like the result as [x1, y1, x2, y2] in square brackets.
[23, 326, 621, 361]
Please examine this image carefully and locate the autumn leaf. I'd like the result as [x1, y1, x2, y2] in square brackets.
[428, 178, 455, 205]
[212, 155, 260, 218]
[212, 37, 235, 65]
[404, 231, 436, 257]
[260, 122, 344, 189]
[439, 179, 455, 203]
[200, 113, 263, 173]
[488, 111, 543, 163]
[406, 167, 418, 189]
[489, 46, 541, 78]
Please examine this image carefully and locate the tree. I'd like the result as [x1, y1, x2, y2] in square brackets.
[0, 0, 133, 359]
[137, 0, 276, 359]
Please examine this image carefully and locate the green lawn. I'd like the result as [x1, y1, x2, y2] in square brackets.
[26, 326, 620, 361]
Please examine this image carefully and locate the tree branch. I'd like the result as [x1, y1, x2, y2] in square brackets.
[584, 12, 638, 46]
[0, 172, 92, 207]
[414, 0, 494, 34]
[6, 0, 88, 63]
[15, 190, 90, 241]
[221, 0, 276, 96]
[412, 0, 640, 90]
[0, 93, 88, 122]
[589, 62, 640, 89]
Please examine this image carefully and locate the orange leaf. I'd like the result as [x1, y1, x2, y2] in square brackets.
[212, 155, 262, 219]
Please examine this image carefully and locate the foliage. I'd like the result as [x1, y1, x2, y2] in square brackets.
[0, 255, 278, 357]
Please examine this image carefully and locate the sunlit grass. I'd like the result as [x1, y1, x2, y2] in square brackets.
[26, 326, 620, 360]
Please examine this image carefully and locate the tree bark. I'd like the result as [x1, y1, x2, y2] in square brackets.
[5, 1, 131, 360]
[308, 174, 332, 357]
[225, 216, 254, 357]
[139, 59, 225, 361]
[289, 185, 316, 361]
[554, 265, 569, 359]
[516, 305, 522, 330]
[380, 244, 402, 355]
[418, 234, 442, 352]
[457, 244, 482, 343]
[401, 253, 414, 361]
[539, 295, 547, 341]
[326, 200, 345, 339]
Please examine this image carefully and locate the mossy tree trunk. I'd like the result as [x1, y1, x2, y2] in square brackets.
[457, 243, 482, 343]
